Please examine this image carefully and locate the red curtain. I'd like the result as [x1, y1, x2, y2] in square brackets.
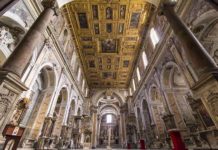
[169, 130, 187, 150]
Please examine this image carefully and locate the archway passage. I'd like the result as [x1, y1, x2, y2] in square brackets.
[91, 90, 124, 149]
[52, 87, 68, 137]
[20, 66, 56, 147]
[99, 114, 119, 146]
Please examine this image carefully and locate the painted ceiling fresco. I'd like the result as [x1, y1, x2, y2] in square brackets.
[63, 0, 152, 88]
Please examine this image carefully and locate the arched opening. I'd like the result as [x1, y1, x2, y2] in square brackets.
[21, 66, 56, 146]
[52, 87, 68, 137]
[0, 12, 26, 55]
[161, 63, 194, 130]
[92, 90, 123, 148]
[67, 99, 76, 126]
[142, 99, 155, 146]
[148, 85, 165, 141]
[99, 113, 119, 146]
[136, 107, 143, 134]
[77, 107, 81, 116]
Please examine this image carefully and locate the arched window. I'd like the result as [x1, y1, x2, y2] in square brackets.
[132, 79, 136, 91]
[106, 114, 112, 123]
[85, 88, 89, 97]
[129, 87, 132, 96]
[142, 51, 148, 68]
[82, 79, 85, 92]
[77, 67, 81, 81]
[150, 28, 159, 48]
[136, 67, 141, 81]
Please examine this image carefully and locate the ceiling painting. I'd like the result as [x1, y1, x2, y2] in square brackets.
[63, 0, 152, 88]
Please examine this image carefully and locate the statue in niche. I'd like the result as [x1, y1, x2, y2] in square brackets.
[9, 98, 29, 126]
[85, 135, 90, 143]
[213, 49, 218, 64]
[198, 104, 215, 128]
[207, 93, 218, 122]
[106, 7, 113, 19]
[94, 24, 100, 34]
[120, 5, 126, 19]
[0, 94, 11, 127]
[119, 24, 124, 34]
[92, 5, 98, 20]
[0, 26, 16, 50]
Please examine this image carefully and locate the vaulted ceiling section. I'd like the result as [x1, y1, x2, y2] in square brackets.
[63, 0, 152, 88]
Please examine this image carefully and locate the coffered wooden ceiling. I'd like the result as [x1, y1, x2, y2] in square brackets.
[63, 0, 152, 88]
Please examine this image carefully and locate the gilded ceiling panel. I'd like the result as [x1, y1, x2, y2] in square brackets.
[63, 0, 152, 88]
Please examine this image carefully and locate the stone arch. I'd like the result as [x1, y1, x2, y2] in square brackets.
[100, 106, 118, 117]
[52, 87, 69, 137]
[147, 83, 165, 139]
[136, 107, 143, 132]
[142, 99, 152, 125]
[22, 66, 56, 125]
[0, 11, 26, 30]
[77, 107, 82, 116]
[160, 61, 194, 129]
[66, 98, 76, 127]
[148, 84, 162, 102]
[98, 104, 120, 115]
[206, 93, 218, 126]
[70, 99, 76, 115]
[92, 89, 125, 106]
[60, 28, 69, 49]
[98, 112, 120, 145]
[21, 66, 57, 146]
[0, 11, 26, 60]
[28, 62, 58, 89]
[191, 10, 218, 64]
[141, 99, 156, 144]
[191, 10, 217, 37]
[160, 62, 187, 89]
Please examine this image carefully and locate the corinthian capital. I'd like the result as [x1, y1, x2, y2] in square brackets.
[161, 0, 177, 6]
[158, 0, 177, 15]
[41, 0, 56, 8]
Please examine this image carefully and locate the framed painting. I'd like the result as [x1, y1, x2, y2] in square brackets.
[94, 23, 100, 34]
[101, 39, 118, 53]
[106, 23, 112, 33]
[78, 13, 88, 29]
[89, 60, 95, 68]
[120, 5, 126, 19]
[106, 7, 113, 19]
[92, 5, 98, 20]
[130, 12, 140, 28]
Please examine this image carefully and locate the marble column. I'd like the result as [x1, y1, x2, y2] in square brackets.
[90, 105, 98, 148]
[0, 0, 19, 16]
[0, 0, 57, 139]
[205, 0, 218, 11]
[120, 104, 127, 147]
[160, 0, 218, 128]
[2, 0, 57, 77]
[118, 115, 123, 145]
[159, 0, 217, 78]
